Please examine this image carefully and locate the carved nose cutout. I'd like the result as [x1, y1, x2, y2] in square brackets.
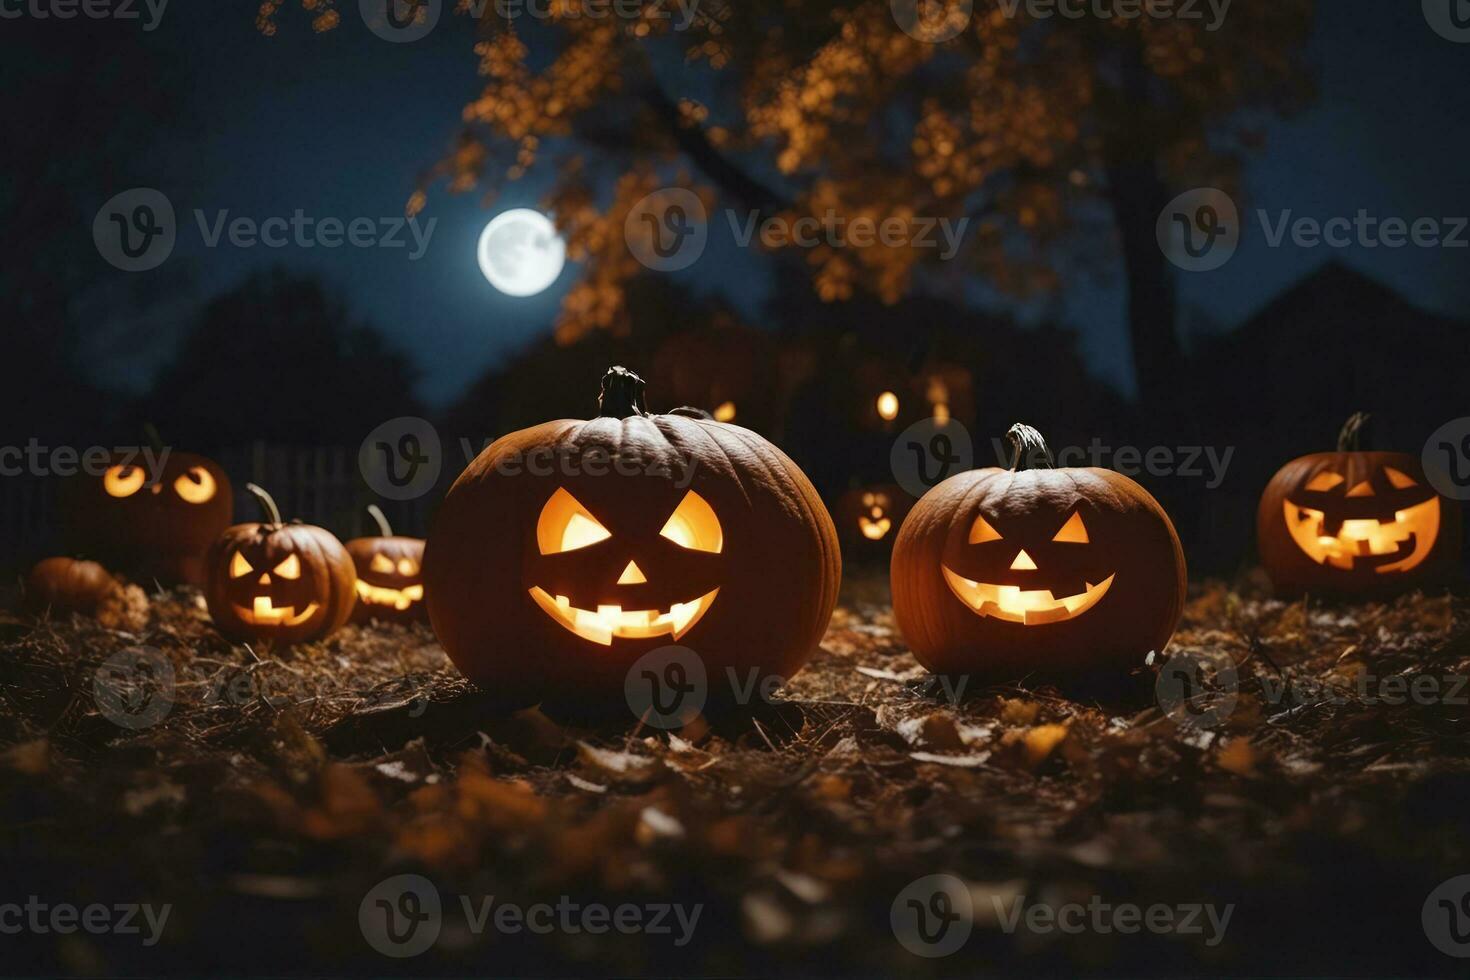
[617, 560, 647, 585]
[1010, 549, 1038, 571]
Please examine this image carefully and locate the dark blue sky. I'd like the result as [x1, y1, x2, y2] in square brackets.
[101, 0, 1470, 406]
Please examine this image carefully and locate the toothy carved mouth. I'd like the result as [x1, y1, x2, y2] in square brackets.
[1282, 497, 1439, 573]
[528, 586, 719, 646]
[941, 567, 1114, 625]
[859, 516, 891, 540]
[356, 580, 424, 610]
[234, 598, 320, 626]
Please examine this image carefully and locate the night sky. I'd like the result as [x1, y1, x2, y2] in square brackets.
[95, 0, 1470, 406]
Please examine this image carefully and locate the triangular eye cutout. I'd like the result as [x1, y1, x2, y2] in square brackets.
[1345, 480, 1375, 498]
[1383, 466, 1418, 489]
[1052, 511, 1088, 543]
[230, 551, 254, 578]
[1305, 472, 1345, 492]
[537, 488, 612, 555]
[659, 490, 723, 553]
[968, 514, 1002, 544]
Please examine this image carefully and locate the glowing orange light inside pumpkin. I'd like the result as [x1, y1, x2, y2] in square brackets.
[104, 465, 146, 498]
[713, 401, 737, 422]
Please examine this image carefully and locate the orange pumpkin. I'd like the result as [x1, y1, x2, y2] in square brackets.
[424, 366, 840, 709]
[346, 505, 426, 624]
[25, 557, 120, 616]
[1257, 412, 1461, 597]
[892, 424, 1186, 683]
[204, 484, 357, 644]
[62, 437, 233, 586]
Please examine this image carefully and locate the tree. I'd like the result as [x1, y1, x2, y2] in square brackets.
[139, 270, 422, 448]
[267, 0, 1313, 407]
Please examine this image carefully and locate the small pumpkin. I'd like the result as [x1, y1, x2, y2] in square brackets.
[892, 424, 1186, 683]
[835, 483, 914, 560]
[204, 484, 357, 644]
[424, 366, 841, 710]
[346, 505, 426, 623]
[62, 429, 233, 586]
[1257, 412, 1461, 597]
[23, 557, 148, 629]
[25, 557, 121, 615]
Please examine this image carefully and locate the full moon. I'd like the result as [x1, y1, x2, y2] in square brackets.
[477, 209, 566, 297]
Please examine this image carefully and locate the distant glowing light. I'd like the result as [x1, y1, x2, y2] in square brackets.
[713, 401, 737, 422]
[876, 391, 900, 421]
[477, 209, 566, 297]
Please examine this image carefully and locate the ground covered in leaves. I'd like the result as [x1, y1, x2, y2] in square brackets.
[1, 571, 1468, 976]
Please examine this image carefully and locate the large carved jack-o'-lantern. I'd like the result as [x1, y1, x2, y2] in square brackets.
[62, 429, 233, 586]
[424, 366, 841, 711]
[204, 484, 357, 645]
[892, 424, 1186, 685]
[346, 505, 427, 624]
[1258, 413, 1461, 597]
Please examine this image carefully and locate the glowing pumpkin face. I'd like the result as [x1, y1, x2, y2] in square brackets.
[63, 449, 233, 586]
[527, 486, 723, 646]
[1258, 414, 1460, 596]
[346, 506, 427, 623]
[204, 485, 356, 644]
[424, 366, 840, 711]
[892, 424, 1186, 683]
[836, 483, 914, 561]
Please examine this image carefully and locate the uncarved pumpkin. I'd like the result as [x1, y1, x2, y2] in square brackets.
[204, 484, 357, 645]
[346, 505, 427, 624]
[892, 424, 1186, 683]
[1257, 412, 1461, 597]
[25, 557, 120, 616]
[424, 366, 841, 710]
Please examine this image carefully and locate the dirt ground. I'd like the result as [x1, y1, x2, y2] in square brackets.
[1, 570, 1468, 977]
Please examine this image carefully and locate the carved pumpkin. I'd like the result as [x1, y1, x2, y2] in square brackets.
[346, 505, 426, 623]
[62, 434, 233, 586]
[1257, 413, 1461, 597]
[836, 483, 914, 560]
[424, 366, 841, 710]
[204, 484, 357, 644]
[892, 424, 1186, 683]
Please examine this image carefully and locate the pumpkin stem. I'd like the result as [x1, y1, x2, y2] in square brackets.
[141, 422, 165, 458]
[1336, 412, 1371, 452]
[366, 504, 393, 537]
[1005, 423, 1056, 471]
[597, 366, 648, 419]
[245, 483, 283, 526]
